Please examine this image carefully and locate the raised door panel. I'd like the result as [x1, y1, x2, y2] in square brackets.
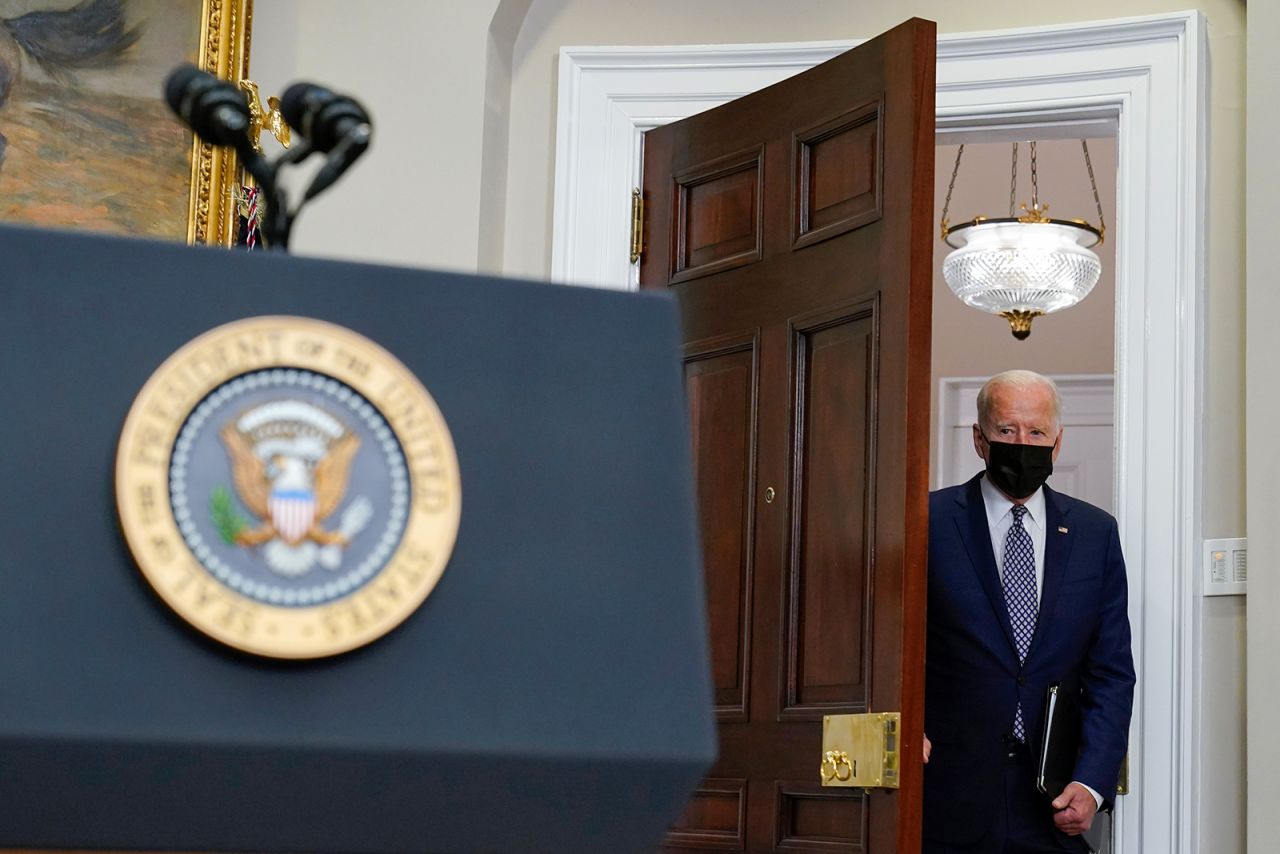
[685, 333, 759, 721]
[672, 149, 765, 285]
[666, 778, 749, 850]
[782, 304, 876, 717]
[775, 782, 868, 853]
[793, 101, 883, 249]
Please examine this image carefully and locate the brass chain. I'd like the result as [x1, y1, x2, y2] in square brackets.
[940, 143, 965, 239]
[942, 139, 1106, 243]
[1029, 140, 1039, 211]
[1081, 139, 1107, 243]
[1009, 142, 1018, 218]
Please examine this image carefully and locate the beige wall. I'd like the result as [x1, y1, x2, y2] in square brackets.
[251, 2, 1248, 849]
[249, 0, 504, 271]
[1247, 2, 1273, 851]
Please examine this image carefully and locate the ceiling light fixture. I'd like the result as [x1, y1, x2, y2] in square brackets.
[940, 140, 1106, 340]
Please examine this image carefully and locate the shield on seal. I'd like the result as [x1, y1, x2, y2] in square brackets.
[269, 488, 316, 544]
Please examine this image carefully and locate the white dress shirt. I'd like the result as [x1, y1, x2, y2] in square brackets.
[978, 474, 1104, 811]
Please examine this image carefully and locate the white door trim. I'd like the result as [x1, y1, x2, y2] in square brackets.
[552, 13, 1206, 853]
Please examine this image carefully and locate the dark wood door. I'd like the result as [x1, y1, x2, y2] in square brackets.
[642, 19, 935, 854]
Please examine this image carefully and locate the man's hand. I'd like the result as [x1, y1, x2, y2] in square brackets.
[1051, 782, 1098, 835]
[922, 734, 931, 764]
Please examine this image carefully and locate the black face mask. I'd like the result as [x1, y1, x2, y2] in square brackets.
[981, 433, 1054, 500]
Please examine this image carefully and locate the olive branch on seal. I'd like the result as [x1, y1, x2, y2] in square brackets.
[210, 486, 249, 545]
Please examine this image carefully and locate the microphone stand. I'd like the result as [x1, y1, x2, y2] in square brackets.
[230, 129, 366, 253]
[170, 71, 369, 254]
[236, 144, 291, 252]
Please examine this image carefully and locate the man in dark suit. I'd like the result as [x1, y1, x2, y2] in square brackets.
[923, 370, 1135, 853]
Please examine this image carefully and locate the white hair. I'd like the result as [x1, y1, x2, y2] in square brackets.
[976, 370, 1062, 430]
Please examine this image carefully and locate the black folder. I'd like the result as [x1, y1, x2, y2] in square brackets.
[1037, 682, 1082, 798]
[1037, 682, 1104, 853]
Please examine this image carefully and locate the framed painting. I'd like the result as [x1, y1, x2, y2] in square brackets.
[0, 0, 253, 245]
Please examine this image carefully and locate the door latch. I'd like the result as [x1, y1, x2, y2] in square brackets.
[820, 712, 901, 789]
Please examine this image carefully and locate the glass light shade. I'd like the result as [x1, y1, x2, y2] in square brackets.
[942, 220, 1101, 317]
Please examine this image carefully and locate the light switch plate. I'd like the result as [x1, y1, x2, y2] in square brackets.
[1202, 537, 1247, 597]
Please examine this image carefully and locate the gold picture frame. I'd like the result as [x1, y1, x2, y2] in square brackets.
[0, 0, 253, 246]
[188, 0, 253, 245]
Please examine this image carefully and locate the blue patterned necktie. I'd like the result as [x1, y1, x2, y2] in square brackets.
[1003, 504, 1038, 741]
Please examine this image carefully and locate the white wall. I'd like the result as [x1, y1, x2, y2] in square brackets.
[249, 3, 1248, 849]
[1246, 2, 1274, 851]
[249, 0, 504, 271]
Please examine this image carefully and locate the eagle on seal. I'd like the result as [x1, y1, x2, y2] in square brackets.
[220, 422, 360, 548]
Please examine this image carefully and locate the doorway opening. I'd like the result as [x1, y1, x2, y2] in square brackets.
[930, 136, 1117, 508]
[930, 135, 1119, 851]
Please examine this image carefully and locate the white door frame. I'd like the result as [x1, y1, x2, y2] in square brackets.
[551, 13, 1206, 854]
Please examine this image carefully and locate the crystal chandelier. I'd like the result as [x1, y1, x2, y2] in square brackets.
[940, 141, 1106, 340]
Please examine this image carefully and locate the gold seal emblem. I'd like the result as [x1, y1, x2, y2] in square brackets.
[116, 316, 461, 659]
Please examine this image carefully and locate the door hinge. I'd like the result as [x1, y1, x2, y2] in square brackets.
[630, 187, 644, 264]
[820, 712, 901, 790]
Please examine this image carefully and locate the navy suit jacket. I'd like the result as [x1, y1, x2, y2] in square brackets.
[923, 474, 1135, 844]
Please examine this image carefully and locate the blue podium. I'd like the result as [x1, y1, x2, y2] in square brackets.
[0, 225, 714, 853]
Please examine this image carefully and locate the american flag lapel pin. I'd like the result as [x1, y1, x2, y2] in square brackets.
[1058, 526, 1069, 534]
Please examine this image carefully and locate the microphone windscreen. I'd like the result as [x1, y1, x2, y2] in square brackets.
[164, 63, 205, 118]
[279, 82, 369, 153]
[162, 62, 249, 148]
[279, 82, 328, 136]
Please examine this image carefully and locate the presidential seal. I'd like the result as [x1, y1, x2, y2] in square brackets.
[116, 317, 461, 659]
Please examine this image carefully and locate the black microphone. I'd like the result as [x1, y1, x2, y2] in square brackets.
[164, 63, 251, 150]
[279, 82, 371, 153]
[164, 63, 286, 249]
[279, 82, 371, 200]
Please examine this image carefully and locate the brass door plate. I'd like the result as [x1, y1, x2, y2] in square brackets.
[820, 712, 901, 789]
